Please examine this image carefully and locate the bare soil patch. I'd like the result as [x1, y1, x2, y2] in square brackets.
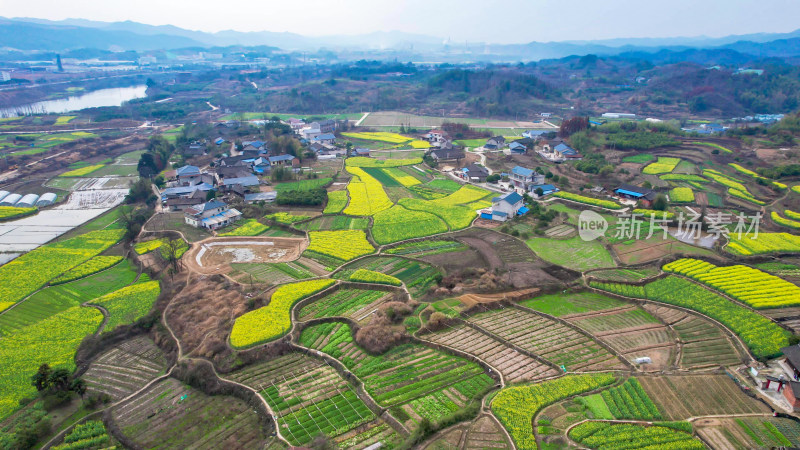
[458, 288, 540, 307]
[165, 274, 251, 362]
[185, 236, 307, 275]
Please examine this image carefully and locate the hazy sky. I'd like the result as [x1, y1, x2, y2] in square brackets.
[3, 0, 800, 43]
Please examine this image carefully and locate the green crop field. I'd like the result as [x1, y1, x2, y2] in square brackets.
[526, 236, 615, 271]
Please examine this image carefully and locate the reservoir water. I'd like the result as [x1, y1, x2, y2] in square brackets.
[0, 85, 147, 117]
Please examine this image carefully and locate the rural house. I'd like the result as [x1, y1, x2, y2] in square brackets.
[782, 344, 800, 380]
[486, 136, 506, 149]
[509, 141, 527, 154]
[185, 142, 206, 157]
[484, 191, 526, 222]
[522, 130, 548, 139]
[553, 143, 582, 161]
[614, 183, 657, 207]
[313, 133, 336, 145]
[429, 146, 465, 163]
[424, 129, 449, 146]
[175, 165, 202, 186]
[184, 200, 242, 230]
[461, 164, 489, 182]
[529, 184, 559, 199]
[268, 154, 297, 167]
[165, 189, 207, 211]
[783, 380, 800, 411]
[509, 166, 545, 193]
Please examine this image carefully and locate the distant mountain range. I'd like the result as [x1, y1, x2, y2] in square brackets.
[2, 16, 800, 63]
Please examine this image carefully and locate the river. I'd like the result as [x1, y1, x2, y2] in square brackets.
[0, 85, 147, 117]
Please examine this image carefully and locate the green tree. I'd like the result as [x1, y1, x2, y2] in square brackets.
[652, 194, 668, 211]
[31, 364, 51, 392]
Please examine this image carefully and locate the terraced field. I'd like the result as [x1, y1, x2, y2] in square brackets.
[642, 304, 742, 369]
[467, 307, 626, 371]
[229, 261, 317, 284]
[423, 323, 560, 383]
[0, 259, 138, 336]
[334, 256, 441, 298]
[83, 336, 168, 400]
[112, 378, 268, 448]
[299, 322, 495, 429]
[638, 375, 769, 420]
[228, 353, 401, 447]
[296, 288, 392, 323]
[565, 305, 676, 371]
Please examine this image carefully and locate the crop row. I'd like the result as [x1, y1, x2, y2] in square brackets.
[231, 279, 336, 348]
[274, 177, 332, 192]
[552, 191, 623, 210]
[600, 378, 662, 420]
[590, 278, 790, 358]
[703, 169, 765, 205]
[59, 164, 105, 177]
[659, 174, 709, 183]
[668, 187, 694, 203]
[267, 389, 375, 445]
[569, 421, 704, 449]
[323, 190, 348, 214]
[727, 232, 800, 256]
[219, 219, 269, 236]
[53, 420, 109, 450]
[300, 322, 489, 409]
[642, 157, 681, 175]
[0, 228, 124, 310]
[0, 206, 37, 221]
[306, 230, 375, 261]
[349, 269, 402, 286]
[492, 374, 617, 449]
[729, 163, 786, 189]
[345, 156, 422, 168]
[772, 212, 800, 230]
[298, 288, 385, 320]
[372, 204, 448, 244]
[341, 131, 413, 144]
[631, 209, 676, 220]
[92, 280, 160, 332]
[343, 167, 394, 216]
[51, 256, 123, 284]
[0, 306, 103, 419]
[265, 212, 310, 224]
[385, 240, 466, 256]
[664, 258, 800, 308]
[691, 141, 732, 153]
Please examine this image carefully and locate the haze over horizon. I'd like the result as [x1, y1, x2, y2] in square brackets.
[4, 0, 800, 45]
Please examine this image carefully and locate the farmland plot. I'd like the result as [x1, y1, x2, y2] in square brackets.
[297, 288, 392, 323]
[299, 322, 495, 429]
[565, 306, 676, 371]
[695, 417, 800, 449]
[227, 353, 400, 447]
[83, 336, 167, 400]
[521, 292, 625, 317]
[229, 261, 316, 284]
[423, 323, 559, 383]
[421, 414, 511, 450]
[0, 258, 137, 336]
[112, 378, 268, 448]
[591, 278, 790, 359]
[467, 307, 626, 371]
[334, 256, 441, 298]
[642, 304, 742, 369]
[638, 375, 769, 420]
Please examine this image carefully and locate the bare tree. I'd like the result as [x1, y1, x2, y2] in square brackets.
[162, 238, 185, 275]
